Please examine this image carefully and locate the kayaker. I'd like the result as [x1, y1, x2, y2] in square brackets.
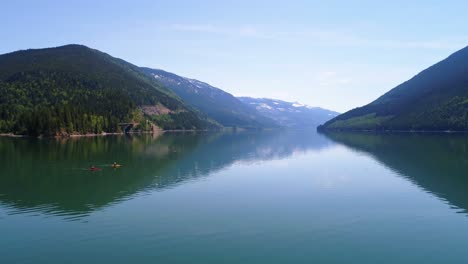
[90, 165, 101, 171]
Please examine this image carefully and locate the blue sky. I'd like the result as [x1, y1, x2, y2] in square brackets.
[3, 0, 468, 112]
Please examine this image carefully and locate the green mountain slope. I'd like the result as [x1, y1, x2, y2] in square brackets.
[319, 45, 468, 131]
[0, 45, 215, 136]
[141, 68, 278, 128]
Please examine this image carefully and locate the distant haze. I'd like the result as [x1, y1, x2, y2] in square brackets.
[2, 1, 468, 112]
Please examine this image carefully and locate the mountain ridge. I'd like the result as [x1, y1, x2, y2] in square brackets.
[238, 97, 339, 128]
[319, 45, 468, 131]
[0, 44, 216, 136]
[141, 68, 278, 128]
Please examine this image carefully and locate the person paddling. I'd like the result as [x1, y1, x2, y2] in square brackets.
[90, 165, 101, 171]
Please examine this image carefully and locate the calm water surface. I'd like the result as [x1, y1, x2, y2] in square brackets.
[2, 130, 468, 263]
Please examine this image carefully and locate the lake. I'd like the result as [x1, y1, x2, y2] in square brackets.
[1, 130, 468, 263]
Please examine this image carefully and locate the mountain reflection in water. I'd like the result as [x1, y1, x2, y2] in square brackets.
[323, 132, 468, 215]
[0, 130, 331, 219]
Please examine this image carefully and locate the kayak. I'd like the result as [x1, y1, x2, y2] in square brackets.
[112, 164, 122, 168]
[89, 167, 102, 171]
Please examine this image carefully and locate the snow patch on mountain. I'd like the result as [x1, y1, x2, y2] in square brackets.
[237, 96, 340, 128]
[292, 103, 305, 107]
[258, 103, 273, 110]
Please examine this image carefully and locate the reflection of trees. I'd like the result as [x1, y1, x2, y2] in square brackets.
[324, 132, 468, 213]
[0, 130, 331, 218]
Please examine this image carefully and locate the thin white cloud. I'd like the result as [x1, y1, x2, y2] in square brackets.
[169, 24, 220, 33]
[163, 23, 466, 50]
[166, 23, 270, 38]
[316, 71, 351, 87]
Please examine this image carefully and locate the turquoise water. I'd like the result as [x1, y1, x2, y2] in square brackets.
[1, 130, 468, 263]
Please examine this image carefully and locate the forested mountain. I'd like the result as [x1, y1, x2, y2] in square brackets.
[141, 68, 277, 128]
[238, 97, 339, 128]
[0, 45, 217, 136]
[319, 45, 468, 131]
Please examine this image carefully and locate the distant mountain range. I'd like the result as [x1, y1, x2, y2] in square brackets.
[238, 97, 339, 128]
[141, 68, 277, 128]
[319, 45, 468, 131]
[4, 43, 468, 135]
[0, 44, 338, 136]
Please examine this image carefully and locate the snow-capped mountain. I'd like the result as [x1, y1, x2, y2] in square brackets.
[238, 97, 339, 128]
[140, 68, 278, 128]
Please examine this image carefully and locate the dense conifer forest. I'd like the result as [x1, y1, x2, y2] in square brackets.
[0, 45, 215, 136]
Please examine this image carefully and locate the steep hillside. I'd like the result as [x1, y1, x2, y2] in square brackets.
[0, 45, 215, 136]
[319, 45, 468, 131]
[239, 97, 339, 128]
[141, 68, 277, 128]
